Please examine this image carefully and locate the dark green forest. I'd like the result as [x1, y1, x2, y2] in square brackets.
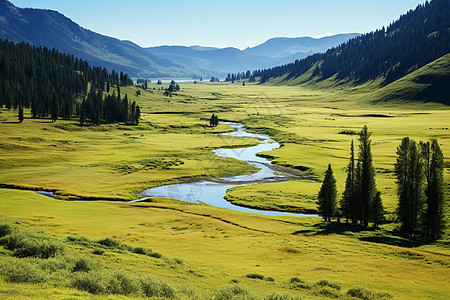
[0, 39, 140, 125]
[246, 0, 450, 86]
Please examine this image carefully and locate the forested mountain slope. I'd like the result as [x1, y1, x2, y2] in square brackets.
[254, 0, 450, 97]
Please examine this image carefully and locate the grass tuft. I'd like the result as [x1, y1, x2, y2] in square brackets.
[213, 284, 257, 300]
[246, 273, 265, 280]
[347, 286, 393, 300]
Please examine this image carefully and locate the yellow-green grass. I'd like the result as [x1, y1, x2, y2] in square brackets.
[1, 80, 450, 298]
[1, 189, 449, 299]
[1, 81, 449, 222]
[0, 103, 259, 200]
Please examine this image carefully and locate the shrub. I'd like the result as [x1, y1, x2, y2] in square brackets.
[14, 238, 64, 259]
[0, 222, 13, 238]
[289, 277, 303, 284]
[265, 276, 275, 282]
[173, 257, 184, 265]
[72, 271, 107, 294]
[264, 292, 303, 300]
[289, 277, 312, 290]
[107, 271, 141, 295]
[213, 284, 256, 300]
[0, 259, 47, 283]
[39, 256, 70, 273]
[97, 237, 123, 249]
[67, 236, 93, 247]
[0, 232, 26, 250]
[133, 246, 149, 255]
[92, 248, 105, 255]
[245, 273, 265, 280]
[148, 251, 162, 258]
[339, 129, 357, 135]
[72, 257, 100, 273]
[314, 279, 341, 290]
[347, 286, 393, 300]
[140, 275, 176, 298]
[316, 287, 341, 298]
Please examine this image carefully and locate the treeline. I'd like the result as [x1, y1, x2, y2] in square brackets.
[0, 39, 135, 124]
[80, 89, 140, 126]
[249, 0, 450, 85]
[317, 126, 446, 241]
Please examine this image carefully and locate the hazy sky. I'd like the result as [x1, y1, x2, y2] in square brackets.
[11, 0, 427, 49]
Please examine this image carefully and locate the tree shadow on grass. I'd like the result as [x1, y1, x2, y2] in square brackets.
[294, 222, 428, 248]
[359, 235, 427, 248]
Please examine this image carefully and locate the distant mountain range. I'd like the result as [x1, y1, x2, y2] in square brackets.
[0, 0, 358, 78]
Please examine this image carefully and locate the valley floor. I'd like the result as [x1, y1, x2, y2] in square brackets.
[0, 81, 449, 299]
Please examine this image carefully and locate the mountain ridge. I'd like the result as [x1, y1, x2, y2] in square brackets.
[0, 0, 358, 78]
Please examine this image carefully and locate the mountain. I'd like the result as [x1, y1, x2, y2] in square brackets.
[243, 34, 360, 58]
[0, 0, 358, 78]
[254, 0, 450, 103]
[0, 0, 195, 78]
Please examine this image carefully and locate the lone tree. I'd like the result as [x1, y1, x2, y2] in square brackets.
[210, 113, 218, 127]
[317, 164, 338, 222]
[421, 139, 445, 240]
[356, 125, 377, 226]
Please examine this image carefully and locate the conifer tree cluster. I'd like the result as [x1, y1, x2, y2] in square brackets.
[395, 138, 445, 240]
[0, 39, 134, 124]
[249, 0, 450, 87]
[164, 80, 180, 97]
[79, 90, 140, 126]
[209, 113, 219, 127]
[318, 126, 446, 239]
[318, 126, 384, 228]
[225, 71, 251, 83]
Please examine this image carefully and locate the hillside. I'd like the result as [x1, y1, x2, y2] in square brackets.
[369, 53, 450, 105]
[0, 0, 357, 78]
[254, 0, 450, 104]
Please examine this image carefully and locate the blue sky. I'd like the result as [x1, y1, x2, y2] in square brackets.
[11, 0, 427, 49]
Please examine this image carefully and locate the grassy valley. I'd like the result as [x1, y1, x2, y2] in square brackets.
[1, 79, 449, 299]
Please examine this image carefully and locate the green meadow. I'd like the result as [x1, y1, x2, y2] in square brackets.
[0, 78, 449, 299]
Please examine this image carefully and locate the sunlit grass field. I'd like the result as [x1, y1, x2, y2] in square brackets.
[1, 80, 449, 298]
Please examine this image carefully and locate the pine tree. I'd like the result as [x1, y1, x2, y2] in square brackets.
[122, 94, 128, 123]
[341, 140, 355, 223]
[317, 164, 338, 222]
[357, 125, 377, 226]
[131, 101, 136, 124]
[395, 138, 423, 235]
[421, 139, 445, 240]
[210, 113, 215, 127]
[135, 105, 141, 125]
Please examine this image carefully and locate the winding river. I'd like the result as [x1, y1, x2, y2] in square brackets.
[139, 122, 317, 217]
